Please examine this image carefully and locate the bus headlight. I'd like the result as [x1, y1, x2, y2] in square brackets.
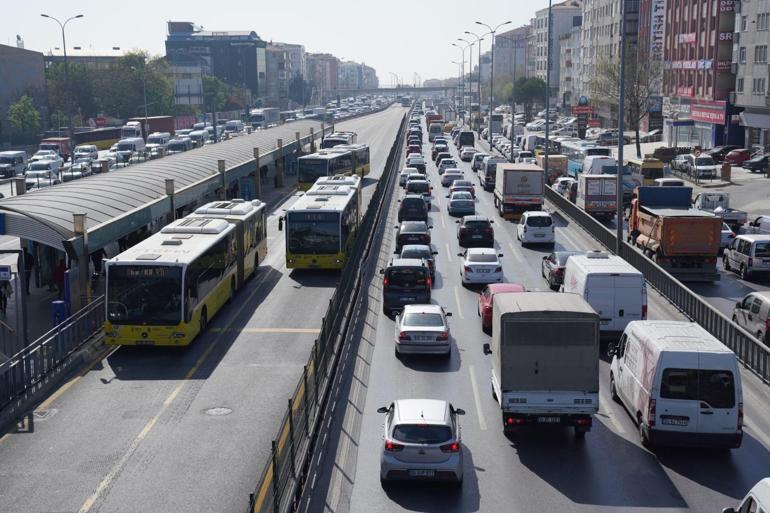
[288, 259, 294, 264]
[171, 332, 186, 339]
[335, 259, 342, 264]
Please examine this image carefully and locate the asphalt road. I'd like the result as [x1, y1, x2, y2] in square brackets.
[308, 118, 770, 513]
[0, 106, 407, 513]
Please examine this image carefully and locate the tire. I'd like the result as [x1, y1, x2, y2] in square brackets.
[740, 265, 749, 281]
[199, 308, 208, 333]
[450, 476, 463, 489]
[610, 375, 620, 403]
[638, 416, 651, 448]
[574, 428, 587, 440]
[394, 346, 401, 359]
[723, 255, 731, 271]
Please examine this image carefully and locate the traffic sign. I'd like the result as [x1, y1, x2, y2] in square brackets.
[0, 265, 12, 281]
[571, 105, 594, 115]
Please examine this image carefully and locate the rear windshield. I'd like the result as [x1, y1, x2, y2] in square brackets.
[464, 221, 490, 229]
[527, 216, 553, 227]
[401, 249, 430, 259]
[401, 199, 426, 210]
[695, 157, 715, 166]
[468, 253, 497, 263]
[402, 312, 444, 327]
[407, 182, 430, 193]
[453, 181, 472, 187]
[660, 369, 736, 408]
[754, 242, 770, 258]
[387, 268, 428, 287]
[392, 424, 452, 444]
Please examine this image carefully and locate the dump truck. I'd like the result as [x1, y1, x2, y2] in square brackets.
[537, 154, 568, 184]
[692, 192, 747, 231]
[576, 174, 617, 221]
[493, 163, 545, 221]
[483, 291, 600, 438]
[629, 186, 721, 282]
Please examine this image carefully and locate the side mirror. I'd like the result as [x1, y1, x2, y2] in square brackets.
[607, 343, 617, 357]
[445, 312, 453, 317]
[498, 253, 504, 258]
[483, 343, 492, 355]
[277, 217, 284, 231]
[394, 225, 399, 229]
[445, 195, 450, 198]
[542, 256, 548, 260]
[735, 301, 742, 310]
[429, 225, 433, 229]
[379, 269, 385, 275]
[489, 220, 494, 223]
[377, 406, 389, 414]
[454, 408, 466, 416]
[432, 251, 438, 255]
[457, 252, 464, 257]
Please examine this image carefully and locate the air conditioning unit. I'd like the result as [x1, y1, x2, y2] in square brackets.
[729, 91, 737, 103]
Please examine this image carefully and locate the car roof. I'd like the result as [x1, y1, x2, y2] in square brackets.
[524, 211, 552, 217]
[394, 398, 449, 424]
[389, 258, 427, 268]
[462, 215, 490, 222]
[627, 321, 733, 355]
[737, 234, 770, 242]
[467, 247, 497, 255]
[401, 244, 431, 253]
[487, 283, 526, 294]
[402, 304, 444, 315]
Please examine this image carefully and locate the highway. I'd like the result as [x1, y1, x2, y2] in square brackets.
[0, 106, 407, 513]
[307, 117, 770, 513]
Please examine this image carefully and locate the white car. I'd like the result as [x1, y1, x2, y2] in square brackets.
[459, 146, 476, 162]
[553, 177, 575, 196]
[441, 170, 464, 187]
[459, 247, 504, 285]
[437, 158, 458, 175]
[30, 150, 63, 166]
[73, 144, 99, 161]
[721, 222, 736, 250]
[517, 211, 555, 245]
[394, 304, 452, 356]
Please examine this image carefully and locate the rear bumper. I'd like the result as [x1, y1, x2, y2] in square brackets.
[647, 428, 742, 449]
[501, 412, 594, 430]
[381, 453, 462, 482]
[462, 272, 503, 284]
[395, 341, 450, 355]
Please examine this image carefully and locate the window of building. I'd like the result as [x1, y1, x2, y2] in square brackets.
[755, 45, 768, 63]
[739, 46, 747, 63]
[753, 78, 767, 94]
[757, 13, 770, 31]
[741, 16, 748, 31]
[737, 78, 744, 92]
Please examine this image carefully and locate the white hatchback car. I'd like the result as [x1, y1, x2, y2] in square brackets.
[378, 399, 465, 486]
[459, 146, 476, 162]
[517, 211, 555, 245]
[459, 247, 504, 285]
[394, 304, 452, 357]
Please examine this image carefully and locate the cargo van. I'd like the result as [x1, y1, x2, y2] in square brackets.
[0, 151, 28, 177]
[115, 137, 146, 161]
[608, 320, 743, 449]
[479, 156, 507, 192]
[561, 252, 647, 338]
[722, 234, 770, 280]
[456, 130, 474, 148]
[428, 122, 443, 142]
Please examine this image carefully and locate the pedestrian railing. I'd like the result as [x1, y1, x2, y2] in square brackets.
[546, 187, 770, 382]
[246, 111, 409, 513]
[0, 296, 105, 415]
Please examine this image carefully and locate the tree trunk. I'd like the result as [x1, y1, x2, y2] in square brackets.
[636, 125, 642, 158]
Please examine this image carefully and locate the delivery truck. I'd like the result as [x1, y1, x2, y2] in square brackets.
[483, 292, 600, 437]
[493, 163, 545, 221]
[692, 192, 747, 231]
[628, 186, 721, 282]
[537, 154, 568, 185]
[576, 174, 618, 221]
[128, 116, 177, 139]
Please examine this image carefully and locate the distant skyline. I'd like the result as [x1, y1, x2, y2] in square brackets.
[2, 0, 552, 85]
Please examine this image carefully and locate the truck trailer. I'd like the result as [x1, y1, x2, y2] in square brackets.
[493, 163, 545, 221]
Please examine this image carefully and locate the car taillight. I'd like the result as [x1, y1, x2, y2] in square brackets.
[647, 398, 656, 428]
[728, 233, 735, 239]
[494, 267, 502, 273]
[440, 442, 460, 453]
[426, 276, 432, 289]
[421, 235, 429, 241]
[437, 331, 449, 341]
[555, 268, 564, 276]
[383, 277, 389, 286]
[738, 402, 744, 429]
[523, 226, 527, 232]
[642, 304, 648, 320]
[385, 440, 404, 452]
[398, 331, 411, 341]
[464, 266, 472, 273]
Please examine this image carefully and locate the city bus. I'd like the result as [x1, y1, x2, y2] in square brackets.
[297, 150, 355, 190]
[320, 131, 357, 149]
[561, 140, 612, 178]
[625, 157, 665, 185]
[330, 143, 371, 176]
[281, 174, 361, 270]
[104, 217, 238, 346]
[188, 199, 268, 287]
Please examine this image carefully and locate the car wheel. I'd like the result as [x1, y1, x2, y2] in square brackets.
[723, 255, 731, 271]
[574, 427, 587, 440]
[638, 415, 651, 448]
[740, 265, 749, 280]
[394, 346, 401, 359]
[610, 375, 620, 403]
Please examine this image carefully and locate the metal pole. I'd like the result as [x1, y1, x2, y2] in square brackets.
[218, 159, 226, 200]
[142, 70, 149, 141]
[545, 0, 552, 175]
[253, 147, 262, 199]
[165, 179, 175, 223]
[61, 24, 73, 139]
[73, 213, 89, 309]
[489, 32, 496, 134]
[616, 0, 627, 254]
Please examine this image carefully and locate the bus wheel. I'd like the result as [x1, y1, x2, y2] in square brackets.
[200, 308, 208, 333]
[230, 277, 236, 300]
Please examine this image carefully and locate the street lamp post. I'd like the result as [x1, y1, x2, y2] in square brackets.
[465, 31, 485, 131]
[476, 20, 512, 135]
[41, 13, 84, 141]
[616, 0, 627, 254]
[458, 38, 475, 123]
[545, 0, 552, 178]
[451, 60, 462, 111]
[131, 64, 149, 141]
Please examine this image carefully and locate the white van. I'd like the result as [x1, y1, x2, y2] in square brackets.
[608, 320, 743, 449]
[582, 155, 617, 175]
[561, 252, 647, 337]
[0, 150, 28, 178]
[428, 122, 443, 142]
[224, 120, 244, 135]
[115, 137, 146, 161]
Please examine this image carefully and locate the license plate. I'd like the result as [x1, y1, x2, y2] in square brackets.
[136, 340, 155, 346]
[477, 269, 490, 273]
[401, 297, 416, 302]
[471, 235, 482, 239]
[661, 417, 689, 426]
[534, 234, 545, 238]
[537, 416, 561, 424]
[415, 335, 433, 341]
[600, 319, 611, 325]
[409, 469, 435, 477]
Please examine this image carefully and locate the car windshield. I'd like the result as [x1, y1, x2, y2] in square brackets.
[527, 216, 553, 227]
[464, 221, 490, 229]
[695, 157, 715, 166]
[401, 222, 426, 233]
[660, 368, 735, 408]
[107, 265, 183, 325]
[401, 249, 430, 259]
[451, 192, 472, 200]
[453, 181, 472, 187]
[402, 312, 444, 327]
[407, 182, 430, 193]
[468, 253, 497, 263]
[754, 242, 770, 257]
[392, 424, 452, 444]
[408, 158, 424, 165]
[287, 211, 340, 254]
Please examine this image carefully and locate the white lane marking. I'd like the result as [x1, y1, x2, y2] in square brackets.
[469, 365, 488, 431]
[558, 223, 590, 251]
[508, 241, 526, 266]
[446, 243, 453, 262]
[440, 211, 446, 229]
[453, 286, 465, 319]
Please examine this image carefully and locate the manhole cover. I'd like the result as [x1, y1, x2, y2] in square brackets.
[203, 407, 232, 416]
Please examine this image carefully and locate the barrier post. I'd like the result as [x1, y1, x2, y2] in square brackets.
[276, 139, 285, 188]
[253, 148, 262, 200]
[310, 128, 316, 153]
[73, 214, 90, 310]
[218, 159, 226, 199]
[165, 179, 176, 223]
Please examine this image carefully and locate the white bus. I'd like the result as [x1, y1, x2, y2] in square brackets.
[104, 217, 238, 346]
[320, 131, 357, 149]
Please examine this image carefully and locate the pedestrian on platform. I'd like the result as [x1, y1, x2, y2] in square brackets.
[22, 248, 35, 296]
[0, 280, 11, 316]
[53, 259, 67, 299]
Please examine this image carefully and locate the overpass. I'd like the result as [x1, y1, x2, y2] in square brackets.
[332, 85, 457, 97]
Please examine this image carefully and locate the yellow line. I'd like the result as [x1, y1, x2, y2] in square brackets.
[209, 327, 321, 334]
[252, 464, 274, 512]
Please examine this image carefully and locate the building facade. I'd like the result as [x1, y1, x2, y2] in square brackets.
[0, 44, 46, 142]
[532, 1, 583, 100]
[733, 1, 770, 151]
[44, 46, 127, 70]
[494, 25, 531, 84]
[338, 61, 363, 90]
[306, 53, 339, 103]
[637, 0, 666, 131]
[169, 63, 204, 106]
[362, 65, 379, 89]
[265, 46, 289, 109]
[165, 21, 267, 102]
[559, 26, 583, 109]
[661, 0, 740, 148]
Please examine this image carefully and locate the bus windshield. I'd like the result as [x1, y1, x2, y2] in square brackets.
[107, 265, 183, 325]
[298, 159, 329, 182]
[287, 212, 340, 254]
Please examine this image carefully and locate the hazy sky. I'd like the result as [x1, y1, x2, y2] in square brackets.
[2, 0, 552, 84]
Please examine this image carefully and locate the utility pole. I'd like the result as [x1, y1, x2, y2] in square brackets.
[41, 13, 84, 140]
[476, 20, 512, 135]
[545, 0, 552, 176]
[616, 0, 627, 254]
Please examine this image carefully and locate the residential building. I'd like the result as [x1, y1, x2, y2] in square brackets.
[44, 46, 128, 70]
[265, 45, 289, 109]
[532, 1, 582, 101]
[306, 53, 339, 103]
[638, 0, 666, 131]
[165, 21, 267, 102]
[733, 3, 770, 150]
[272, 42, 306, 79]
[559, 26, 583, 108]
[338, 61, 363, 90]
[362, 65, 379, 89]
[0, 44, 47, 142]
[580, 0, 640, 126]
[494, 25, 531, 83]
[661, 0, 740, 148]
[169, 63, 204, 106]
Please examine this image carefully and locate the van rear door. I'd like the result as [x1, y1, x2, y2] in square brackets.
[696, 353, 739, 437]
[585, 275, 614, 329]
[657, 360, 700, 435]
[612, 274, 644, 331]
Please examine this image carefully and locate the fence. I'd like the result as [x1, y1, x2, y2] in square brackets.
[0, 296, 105, 414]
[246, 112, 409, 513]
[545, 187, 770, 382]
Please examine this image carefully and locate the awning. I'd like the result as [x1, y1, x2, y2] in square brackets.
[740, 112, 770, 130]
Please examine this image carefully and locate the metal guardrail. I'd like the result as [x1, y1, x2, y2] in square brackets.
[247, 111, 409, 513]
[0, 296, 105, 413]
[546, 187, 770, 382]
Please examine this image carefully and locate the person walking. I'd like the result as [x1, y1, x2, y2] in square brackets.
[53, 259, 67, 300]
[0, 280, 11, 316]
[90, 248, 107, 277]
[22, 248, 35, 296]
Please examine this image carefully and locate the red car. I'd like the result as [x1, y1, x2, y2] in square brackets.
[478, 283, 526, 332]
[408, 144, 422, 155]
[449, 180, 475, 198]
[724, 149, 751, 166]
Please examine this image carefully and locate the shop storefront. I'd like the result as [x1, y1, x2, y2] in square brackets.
[740, 111, 770, 152]
[663, 98, 744, 148]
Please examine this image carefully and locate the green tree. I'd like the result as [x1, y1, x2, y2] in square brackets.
[7, 95, 41, 143]
[288, 75, 314, 107]
[512, 77, 547, 122]
[203, 75, 230, 111]
[589, 48, 662, 157]
[98, 52, 175, 119]
[45, 62, 99, 124]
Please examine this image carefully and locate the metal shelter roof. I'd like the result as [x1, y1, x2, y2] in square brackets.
[0, 119, 323, 255]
